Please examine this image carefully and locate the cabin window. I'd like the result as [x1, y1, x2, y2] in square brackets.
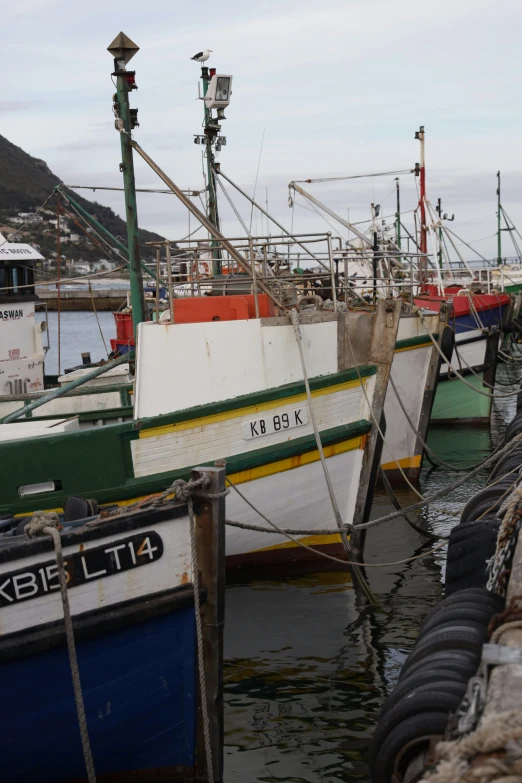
[11, 267, 19, 295]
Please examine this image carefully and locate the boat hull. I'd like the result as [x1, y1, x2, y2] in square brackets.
[0, 494, 224, 783]
[1, 603, 197, 783]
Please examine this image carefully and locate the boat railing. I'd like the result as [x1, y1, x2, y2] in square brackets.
[145, 232, 435, 316]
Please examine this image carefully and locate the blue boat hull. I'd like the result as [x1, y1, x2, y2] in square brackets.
[454, 306, 505, 334]
[0, 605, 196, 782]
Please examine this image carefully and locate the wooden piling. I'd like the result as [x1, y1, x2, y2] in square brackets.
[192, 465, 226, 783]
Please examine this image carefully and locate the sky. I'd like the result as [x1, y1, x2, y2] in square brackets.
[1, 0, 522, 261]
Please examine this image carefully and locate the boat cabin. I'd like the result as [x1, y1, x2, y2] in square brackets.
[0, 237, 46, 397]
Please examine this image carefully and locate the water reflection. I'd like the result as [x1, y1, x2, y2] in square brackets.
[224, 362, 520, 782]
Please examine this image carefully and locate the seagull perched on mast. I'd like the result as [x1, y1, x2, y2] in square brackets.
[191, 49, 212, 63]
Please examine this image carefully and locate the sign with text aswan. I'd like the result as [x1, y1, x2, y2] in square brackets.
[0, 239, 44, 261]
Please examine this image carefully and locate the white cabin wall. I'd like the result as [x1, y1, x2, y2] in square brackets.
[0, 302, 45, 396]
[135, 319, 339, 419]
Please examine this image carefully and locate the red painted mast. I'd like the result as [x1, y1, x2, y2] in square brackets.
[415, 126, 427, 282]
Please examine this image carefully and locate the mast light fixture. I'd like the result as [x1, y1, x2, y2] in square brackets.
[204, 74, 233, 110]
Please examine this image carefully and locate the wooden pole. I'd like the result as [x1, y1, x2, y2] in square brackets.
[192, 465, 225, 783]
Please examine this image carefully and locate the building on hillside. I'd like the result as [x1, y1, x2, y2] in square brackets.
[73, 263, 91, 276]
[17, 213, 43, 224]
[94, 259, 117, 272]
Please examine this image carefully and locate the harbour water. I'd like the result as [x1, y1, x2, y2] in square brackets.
[46, 312, 518, 783]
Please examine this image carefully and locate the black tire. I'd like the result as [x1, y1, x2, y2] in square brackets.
[423, 587, 502, 609]
[380, 669, 467, 718]
[399, 652, 479, 682]
[372, 686, 464, 760]
[63, 496, 92, 523]
[370, 712, 451, 783]
[401, 626, 486, 674]
[447, 524, 499, 563]
[460, 488, 511, 524]
[419, 606, 494, 636]
[489, 454, 522, 481]
[419, 595, 501, 632]
[445, 522, 500, 595]
[445, 569, 490, 596]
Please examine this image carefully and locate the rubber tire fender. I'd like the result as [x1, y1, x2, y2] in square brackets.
[370, 712, 453, 783]
[460, 486, 514, 524]
[419, 606, 496, 636]
[418, 592, 503, 631]
[372, 685, 464, 760]
[63, 496, 92, 523]
[401, 626, 486, 674]
[399, 651, 479, 682]
[380, 669, 468, 719]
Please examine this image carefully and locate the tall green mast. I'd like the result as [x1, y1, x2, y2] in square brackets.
[107, 32, 146, 338]
[497, 170, 502, 266]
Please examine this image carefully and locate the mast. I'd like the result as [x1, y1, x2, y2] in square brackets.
[436, 198, 443, 269]
[415, 126, 427, 281]
[395, 178, 401, 250]
[497, 170, 502, 265]
[196, 65, 226, 276]
[371, 202, 378, 303]
[107, 32, 146, 338]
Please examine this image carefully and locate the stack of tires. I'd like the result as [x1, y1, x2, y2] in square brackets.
[370, 391, 522, 781]
[370, 587, 504, 782]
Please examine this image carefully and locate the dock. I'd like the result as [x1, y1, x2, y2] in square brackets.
[36, 287, 128, 311]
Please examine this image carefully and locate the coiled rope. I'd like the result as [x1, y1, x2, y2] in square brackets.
[420, 710, 522, 783]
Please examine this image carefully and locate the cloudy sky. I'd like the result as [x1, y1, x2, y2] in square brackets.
[1, 0, 521, 260]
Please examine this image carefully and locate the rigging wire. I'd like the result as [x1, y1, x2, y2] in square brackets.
[292, 169, 414, 184]
[249, 127, 265, 234]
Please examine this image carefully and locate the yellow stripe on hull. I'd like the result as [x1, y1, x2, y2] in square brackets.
[227, 434, 366, 486]
[381, 454, 422, 471]
[394, 343, 431, 354]
[20, 434, 365, 517]
[140, 378, 366, 440]
[254, 532, 343, 553]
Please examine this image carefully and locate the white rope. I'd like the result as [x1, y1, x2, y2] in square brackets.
[225, 479, 446, 567]
[418, 312, 521, 399]
[290, 310, 345, 528]
[25, 511, 97, 783]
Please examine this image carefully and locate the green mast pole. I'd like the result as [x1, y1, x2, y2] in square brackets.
[497, 170, 502, 266]
[108, 32, 146, 339]
[201, 67, 222, 276]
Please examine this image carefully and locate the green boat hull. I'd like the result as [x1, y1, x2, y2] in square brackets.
[430, 371, 491, 425]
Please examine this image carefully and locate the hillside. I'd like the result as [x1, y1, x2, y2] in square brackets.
[0, 134, 164, 262]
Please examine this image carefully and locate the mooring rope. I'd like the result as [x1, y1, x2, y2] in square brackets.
[388, 373, 499, 473]
[225, 480, 446, 567]
[289, 310, 378, 605]
[418, 312, 521, 399]
[420, 710, 522, 783]
[25, 511, 97, 783]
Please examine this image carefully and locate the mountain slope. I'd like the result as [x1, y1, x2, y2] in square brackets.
[0, 134, 164, 252]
